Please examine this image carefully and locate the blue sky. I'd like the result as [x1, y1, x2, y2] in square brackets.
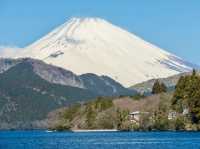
[0, 0, 200, 64]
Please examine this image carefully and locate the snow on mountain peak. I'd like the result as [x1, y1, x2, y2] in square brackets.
[69, 17, 105, 22]
[14, 17, 193, 87]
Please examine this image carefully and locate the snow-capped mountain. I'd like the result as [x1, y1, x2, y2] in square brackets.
[14, 17, 193, 87]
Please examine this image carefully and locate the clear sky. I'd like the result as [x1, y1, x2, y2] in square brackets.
[0, 0, 200, 64]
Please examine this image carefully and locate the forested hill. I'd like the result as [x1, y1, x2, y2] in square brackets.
[0, 61, 97, 129]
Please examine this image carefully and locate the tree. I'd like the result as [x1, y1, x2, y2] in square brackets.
[174, 116, 185, 130]
[153, 95, 170, 130]
[160, 83, 167, 93]
[192, 69, 197, 76]
[152, 80, 167, 94]
[172, 70, 200, 123]
[116, 109, 129, 130]
[96, 109, 116, 129]
[153, 113, 169, 130]
[139, 113, 153, 131]
[85, 105, 97, 129]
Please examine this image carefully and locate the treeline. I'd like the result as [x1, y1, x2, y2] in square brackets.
[51, 70, 200, 131]
[51, 97, 131, 131]
[172, 70, 200, 126]
[142, 69, 200, 131]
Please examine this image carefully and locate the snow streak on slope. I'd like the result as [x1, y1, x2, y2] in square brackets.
[16, 17, 192, 87]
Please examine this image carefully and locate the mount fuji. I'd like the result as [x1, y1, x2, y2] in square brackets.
[11, 17, 194, 87]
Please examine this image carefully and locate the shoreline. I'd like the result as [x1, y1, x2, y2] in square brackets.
[71, 129, 119, 132]
[0, 129, 200, 133]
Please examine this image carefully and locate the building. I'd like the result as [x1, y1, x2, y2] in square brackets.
[183, 108, 189, 115]
[168, 108, 189, 120]
[129, 111, 149, 123]
[168, 111, 177, 120]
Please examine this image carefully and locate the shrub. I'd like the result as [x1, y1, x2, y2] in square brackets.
[96, 109, 116, 129]
[174, 117, 185, 130]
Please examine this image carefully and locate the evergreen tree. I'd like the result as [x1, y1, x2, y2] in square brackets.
[172, 70, 200, 123]
[192, 69, 196, 76]
[85, 105, 97, 128]
[160, 83, 167, 93]
[152, 80, 167, 94]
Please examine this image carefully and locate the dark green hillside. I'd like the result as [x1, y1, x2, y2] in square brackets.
[0, 61, 97, 128]
[130, 72, 193, 94]
[80, 74, 133, 96]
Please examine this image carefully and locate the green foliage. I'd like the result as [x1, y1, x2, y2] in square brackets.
[192, 69, 197, 76]
[171, 76, 187, 112]
[93, 97, 113, 112]
[85, 105, 97, 129]
[172, 70, 200, 123]
[63, 104, 81, 121]
[129, 123, 140, 131]
[84, 97, 114, 129]
[54, 97, 115, 130]
[174, 116, 185, 130]
[116, 109, 129, 130]
[152, 80, 167, 94]
[153, 112, 169, 130]
[153, 94, 171, 130]
[139, 113, 153, 131]
[53, 71, 200, 131]
[0, 61, 97, 124]
[96, 109, 116, 129]
[167, 115, 186, 131]
[50, 118, 72, 131]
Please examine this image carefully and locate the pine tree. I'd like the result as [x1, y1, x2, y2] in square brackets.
[192, 69, 196, 76]
[172, 71, 200, 123]
[160, 83, 167, 93]
[152, 80, 167, 94]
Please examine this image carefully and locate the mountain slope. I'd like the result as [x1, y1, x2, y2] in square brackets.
[0, 58, 132, 96]
[130, 71, 199, 94]
[0, 58, 133, 129]
[14, 17, 194, 87]
[0, 58, 21, 73]
[0, 61, 98, 129]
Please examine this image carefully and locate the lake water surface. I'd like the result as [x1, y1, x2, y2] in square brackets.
[0, 131, 200, 149]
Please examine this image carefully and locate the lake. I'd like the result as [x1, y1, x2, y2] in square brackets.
[0, 131, 200, 149]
